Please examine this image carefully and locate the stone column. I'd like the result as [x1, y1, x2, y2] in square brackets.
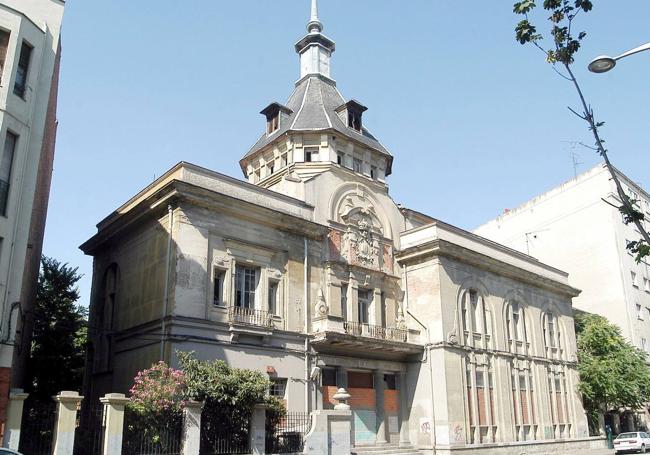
[249, 404, 266, 455]
[374, 370, 387, 445]
[182, 401, 203, 455]
[396, 373, 410, 447]
[51, 391, 83, 455]
[100, 393, 130, 455]
[3, 388, 29, 450]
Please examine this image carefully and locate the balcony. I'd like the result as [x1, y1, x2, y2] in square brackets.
[228, 307, 273, 343]
[310, 317, 422, 360]
[343, 322, 408, 342]
[228, 306, 273, 327]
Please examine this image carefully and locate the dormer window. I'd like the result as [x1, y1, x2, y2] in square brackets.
[260, 102, 293, 136]
[267, 115, 279, 134]
[348, 111, 362, 132]
[336, 100, 368, 133]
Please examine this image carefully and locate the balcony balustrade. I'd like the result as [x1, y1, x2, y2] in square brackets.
[343, 321, 408, 342]
[228, 306, 273, 328]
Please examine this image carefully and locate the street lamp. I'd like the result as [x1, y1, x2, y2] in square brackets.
[588, 42, 650, 73]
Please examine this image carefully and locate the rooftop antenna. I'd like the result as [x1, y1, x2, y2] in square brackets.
[524, 228, 551, 256]
[563, 141, 583, 178]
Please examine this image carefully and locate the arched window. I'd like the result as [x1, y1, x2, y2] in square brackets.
[95, 264, 118, 373]
[461, 289, 492, 347]
[543, 312, 563, 359]
[506, 301, 529, 354]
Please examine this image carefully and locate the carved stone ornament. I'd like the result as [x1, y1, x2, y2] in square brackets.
[469, 352, 488, 367]
[314, 288, 328, 318]
[338, 194, 383, 267]
[512, 358, 530, 371]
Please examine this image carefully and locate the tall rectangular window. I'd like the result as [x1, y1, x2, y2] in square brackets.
[358, 288, 371, 324]
[0, 30, 10, 84]
[353, 158, 362, 173]
[336, 151, 344, 166]
[304, 147, 319, 163]
[341, 283, 348, 320]
[370, 165, 377, 180]
[632, 271, 639, 288]
[268, 281, 278, 315]
[637, 303, 643, 320]
[0, 132, 17, 217]
[213, 268, 225, 306]
[14, 42, 32, 98]
[235, 265, 257, 309]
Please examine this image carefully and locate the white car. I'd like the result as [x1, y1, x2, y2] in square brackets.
[614, 432, 650, 454]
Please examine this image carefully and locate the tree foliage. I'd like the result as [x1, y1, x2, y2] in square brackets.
[513, 1, 650, 263]
[27, 256, 87, 399]
[128, 361, 186, 416]
[176, 351, 285, 449]
[575, 313, 650, 416]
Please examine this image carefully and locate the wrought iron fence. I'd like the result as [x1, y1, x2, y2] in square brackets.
[19, 398, 57, 455]
[343, 322, 408, 342]
[228, 306, 273, 327]
[122, 409, 183, 455]
[200, 413, 250, 455]
[265, 412, 312, 454]
[73, 403, 105, 455]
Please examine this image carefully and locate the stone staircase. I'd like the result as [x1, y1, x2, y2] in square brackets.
[352, 443, 421, 455]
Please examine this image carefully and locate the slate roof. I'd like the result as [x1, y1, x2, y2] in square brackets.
[241, 75, 393, 174]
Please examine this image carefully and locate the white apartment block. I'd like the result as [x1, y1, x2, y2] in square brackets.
[0, 0, 64, 423]
[476, 163, 650, 351]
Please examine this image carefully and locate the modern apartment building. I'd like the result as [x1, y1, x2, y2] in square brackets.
[81, 2, 599, 453]
[476, 163, 650, 351]
[0, 0, 65, 423]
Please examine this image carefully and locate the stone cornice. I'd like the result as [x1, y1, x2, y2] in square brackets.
[80, 178, 328, 255]
[396, 238, 580, 298]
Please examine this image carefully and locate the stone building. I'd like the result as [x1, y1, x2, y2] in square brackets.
[475, 163, 650, 433]
[81, 1, 598, 453]
[0, 0, 64, 424]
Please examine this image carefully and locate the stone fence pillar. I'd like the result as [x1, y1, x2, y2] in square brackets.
[249, 404, 266, 455]
[3, 388, 28, 450]
[51, 391, 83, 455]
[182, 401, 203, 455]
[100, 393, 130, 455]
[303, 388, 353, 455]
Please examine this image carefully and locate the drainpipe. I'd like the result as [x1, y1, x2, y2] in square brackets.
[303, 237, 310, 413]
[160, 205, 173, 361]
[404, 265, 437, 451]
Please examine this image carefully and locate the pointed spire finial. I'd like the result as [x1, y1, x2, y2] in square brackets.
[307, 0, 323, 33]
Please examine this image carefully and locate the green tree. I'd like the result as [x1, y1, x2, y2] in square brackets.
[513, 0, 650, 262]
[176, 351, 285, 451]
[575, 313, 650, 426]
[26, 256, 87, 399]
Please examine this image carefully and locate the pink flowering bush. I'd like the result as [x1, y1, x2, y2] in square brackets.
[128, 361, 187, 416]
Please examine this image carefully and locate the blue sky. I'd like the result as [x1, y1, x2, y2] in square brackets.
[48, 1, 650, 304]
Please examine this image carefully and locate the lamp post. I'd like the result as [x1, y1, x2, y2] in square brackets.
[588, 42, 650, 73]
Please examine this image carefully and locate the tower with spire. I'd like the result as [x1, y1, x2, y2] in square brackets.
[239, 0, 393, 202]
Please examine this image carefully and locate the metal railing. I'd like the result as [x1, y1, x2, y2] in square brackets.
[266, 412, 312, 454]
[228, 306, 273, 327]
[19, 398, 56, 455]
[343, 321, 408, 342]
